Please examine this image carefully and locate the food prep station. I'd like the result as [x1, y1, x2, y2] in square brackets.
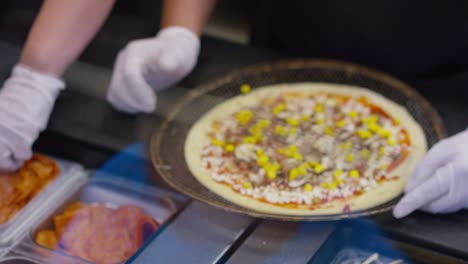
[1, 4, 468, 264]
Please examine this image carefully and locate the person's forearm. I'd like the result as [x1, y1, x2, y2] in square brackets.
[161, 0, 216, 36]
[19, 0, 115, 76]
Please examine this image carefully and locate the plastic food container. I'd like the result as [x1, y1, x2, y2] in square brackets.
[309, 224, 466, 264]
[4, 172, 186, 264]
[330, 248, 406, 264]
[0, 158, 84, 255]
[0, 257, 39, 264]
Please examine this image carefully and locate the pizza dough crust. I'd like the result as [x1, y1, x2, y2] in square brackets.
[185, 83, 427, 216]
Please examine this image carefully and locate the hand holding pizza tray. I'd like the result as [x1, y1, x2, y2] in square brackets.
[151, 59, 446, 221]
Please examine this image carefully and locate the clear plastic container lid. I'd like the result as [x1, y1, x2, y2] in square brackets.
[10, 172, 187, 264]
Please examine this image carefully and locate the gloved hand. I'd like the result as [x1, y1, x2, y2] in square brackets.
[0, 65, 64, 171]
[393, 130, 468, 218]
[107, 26, 200, 114]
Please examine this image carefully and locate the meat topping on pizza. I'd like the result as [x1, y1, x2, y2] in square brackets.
[201, 92, 411, 206]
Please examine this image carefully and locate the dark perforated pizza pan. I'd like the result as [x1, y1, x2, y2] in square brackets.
[150, 59, 446, 221]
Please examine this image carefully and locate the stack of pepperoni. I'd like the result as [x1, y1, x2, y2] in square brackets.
[0, 154, 60, 224]
[35, 202, 160, 264]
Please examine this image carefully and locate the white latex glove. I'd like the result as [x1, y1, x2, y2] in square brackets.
[0, 65, 64, 171]
[107, 26, 200, 114]
[393, 130, 468, 218]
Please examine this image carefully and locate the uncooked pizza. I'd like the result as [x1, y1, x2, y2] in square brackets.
[185, 83, 427, 215]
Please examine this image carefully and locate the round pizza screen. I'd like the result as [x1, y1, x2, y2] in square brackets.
[198, 89, 411, 208]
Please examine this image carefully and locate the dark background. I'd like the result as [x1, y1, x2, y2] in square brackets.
[1, 0, 163, 68]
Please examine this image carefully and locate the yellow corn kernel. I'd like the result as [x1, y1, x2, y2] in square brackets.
[349, 110, 358, 119]
[357, 129, 372, 139]
[236, 110, 254, 125]
[379, 128, 391, 138]
[297, 166, 307, 175]
[335, 179, 344, 185]
[334, 170, 343, 179]
[329, 182, 338, 190]
[243, 137, 257, 144]
[316, 118, 324, 125]
[256, 148, 264, 156]
[321, 182, 330, 189]
[255, 135, 265, 142]
[368, 123, 381, 133]
[250, 130, 263, 139]
[361, 149, 370, 158]
[303, 184, 313, 192]
[361, 115, 378, 124]
[251, 132, 263, 141]
[211, 139, 225, 147]
[283, 145, 300, 159]
[336, 120, 346, 128]
[309, 161, 319, 167]
[286, 118, 299, 127]
[249, 125, 262, 135]
[394, 119, 401, 125]
[274, 125, 288, 136]
[270, 162, 281, 170]
[289, 169, 300, 181]
[266, 170, 277, 180]
[289, 127, 298, 135]
[300, 115, 310, 122]
[240, 84, 251, 94]
[266, 162, 273, 168]
[224, 144, 235, 152]
[346, 154, 355, 162]
[379, 147, 385, 157]
[388, 138, 396, 146]
[243, 182, 252, 189]
[257, 155, 269, 166]
[314, 163, 325, 173]
[273, 103, 286, 115]
[288, 145, 298, 152]
[258, 119, 271, 128]
[325, 126, 334, 136]
[315, 104, 324, 113]
[293, 153, 303, 161]
[349, 170, 360, 178]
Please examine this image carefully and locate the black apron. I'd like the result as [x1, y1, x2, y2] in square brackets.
[252, 0, 468, 81]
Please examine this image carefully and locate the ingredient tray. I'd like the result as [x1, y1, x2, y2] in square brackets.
[9, 173, 187, 264]
[0, 156, 84, 249]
